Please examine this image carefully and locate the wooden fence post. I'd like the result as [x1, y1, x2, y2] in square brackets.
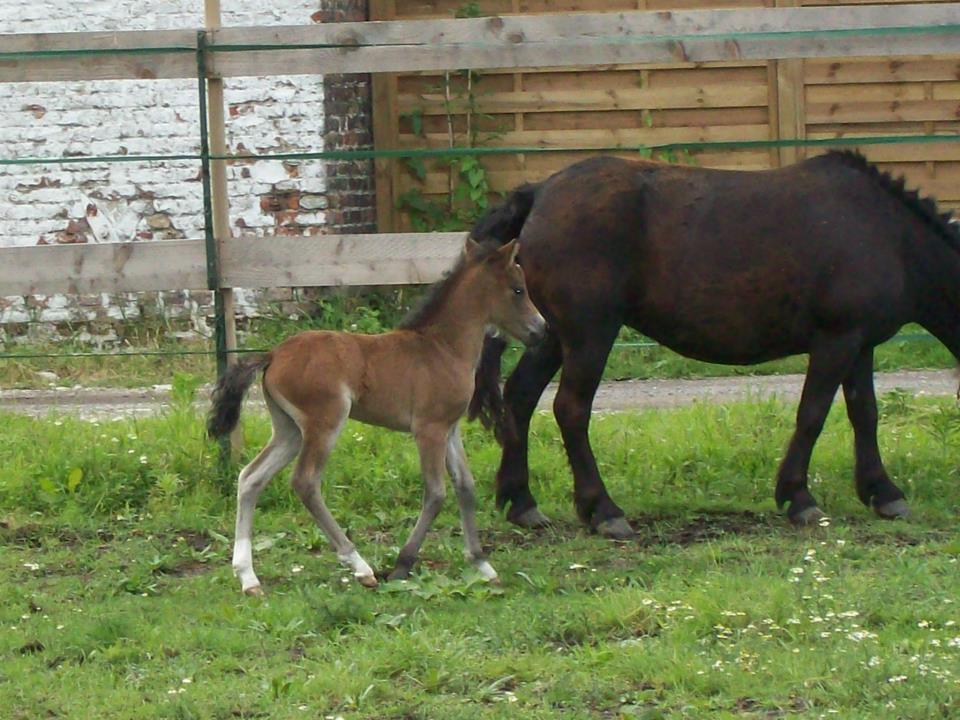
[775, 0, 806, 167]
[203, 0, 243, 460]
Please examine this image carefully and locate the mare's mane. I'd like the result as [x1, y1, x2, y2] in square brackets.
[823, 150, 959, 250]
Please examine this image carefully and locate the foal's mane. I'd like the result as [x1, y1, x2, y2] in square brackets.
[397, 239, 503, 330]
[824, 150, 959, 250]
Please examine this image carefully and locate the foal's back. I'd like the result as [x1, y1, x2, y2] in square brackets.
[263, 329, 471, 433]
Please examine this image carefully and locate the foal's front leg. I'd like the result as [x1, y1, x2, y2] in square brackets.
[446, 425, 498, 582]
[389, 426, 448, 581]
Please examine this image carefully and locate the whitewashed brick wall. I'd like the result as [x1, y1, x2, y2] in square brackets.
[0, 0, 342, 325]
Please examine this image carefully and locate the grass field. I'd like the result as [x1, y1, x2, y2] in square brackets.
[2, 389, 960, 719]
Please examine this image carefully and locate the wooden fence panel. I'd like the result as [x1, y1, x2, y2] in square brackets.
[372, 0, 960, 226]
[802, 1, 960, 210]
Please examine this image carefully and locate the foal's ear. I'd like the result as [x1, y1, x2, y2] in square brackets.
[463, 235, 483, 259]
[496, 238, 520, 265]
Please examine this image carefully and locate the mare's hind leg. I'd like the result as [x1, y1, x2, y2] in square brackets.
[292, 406, 377, 588]
[389, 425, 448, 581]
[496, 329, 562, 529]
[553, 323, 633, 539]
[842, 347, 909, 519]
[776, 334, 862, 525]
[446, 425, 498, 581]
[232, 394, 302, 595]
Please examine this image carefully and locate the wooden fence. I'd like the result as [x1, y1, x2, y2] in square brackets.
[2, 3, 960, 300]
[370, 0, 960, 229]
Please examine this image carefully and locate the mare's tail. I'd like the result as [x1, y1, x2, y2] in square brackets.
[469, 182, 538, 244]
[467, 183, 540, 443]
[207, 354, 271, 438]
[467, 334, 510, 444]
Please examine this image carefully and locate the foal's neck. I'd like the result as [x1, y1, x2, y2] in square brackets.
[419, 272, 491, 366]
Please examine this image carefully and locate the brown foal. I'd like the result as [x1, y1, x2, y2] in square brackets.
[208, 238, 545, 594]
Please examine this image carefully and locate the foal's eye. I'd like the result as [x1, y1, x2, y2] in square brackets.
[513, 287, 524, 296]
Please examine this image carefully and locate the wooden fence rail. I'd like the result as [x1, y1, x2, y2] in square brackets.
[2, 5, 960, 83]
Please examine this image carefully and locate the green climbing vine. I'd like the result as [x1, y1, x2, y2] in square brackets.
[396, 2, 496, 232]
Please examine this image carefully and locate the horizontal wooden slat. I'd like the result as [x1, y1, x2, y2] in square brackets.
[805, 57, 960, 85]
[807, 99, 960, 124]
[399, 124, 771, 148]
[399, 86, 770, 114]
[0, 240, 208, 296]
[1, 5, 959, 82]
[220, 233, 466, 287]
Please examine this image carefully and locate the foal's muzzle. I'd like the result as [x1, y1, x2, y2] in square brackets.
[522, 313, 548, 347]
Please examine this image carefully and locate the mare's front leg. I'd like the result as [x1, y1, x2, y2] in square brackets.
[553, 323, 633, 539]
[446, 425, 498, 581]
[389, 425, 448, 581]
[496, 329, 562, 529]
[775, 333, 862, 525]
[842, 347, 909, 519]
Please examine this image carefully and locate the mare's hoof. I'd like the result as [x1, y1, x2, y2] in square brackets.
[595, 516, 635, 540]
[509, 506, 553, 529]
[387, 566, 412, 583]
[874, 498, 910, 520]
[789, 505, 827, 527]
[243, 585, 264, 597]
[357, 574, 379, 589]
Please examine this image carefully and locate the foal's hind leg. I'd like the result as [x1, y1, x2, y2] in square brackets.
[389, 425, 448, 581]
[446, 425, 498, 581]
[292, 408, 377, 588]
[842, 347, 909, 519]
[232, 395, 302, 594]
[496, 330, 562, 529]
[553, 324, 633, 539]
[776, 334, 861, 525]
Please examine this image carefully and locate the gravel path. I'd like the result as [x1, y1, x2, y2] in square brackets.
[0, 369, 955, 420]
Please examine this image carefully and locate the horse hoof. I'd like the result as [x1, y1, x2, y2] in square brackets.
[387, 567, 411, 583]
[243, 585, 264, 597]
[874, 498, 910, 520]
[789, 506, 827, 527]
[509, 506, 553, 529]
[357, 574, 379, 589]
[595, 516, 635, 540]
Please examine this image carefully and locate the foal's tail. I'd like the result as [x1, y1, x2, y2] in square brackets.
[206, 354, 271, 438]
[467, 182, 540, 444]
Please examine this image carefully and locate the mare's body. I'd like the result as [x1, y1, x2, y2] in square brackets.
[470, 152, 960, 536]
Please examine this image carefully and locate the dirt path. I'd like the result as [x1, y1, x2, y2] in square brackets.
[0, 369, 955, 419]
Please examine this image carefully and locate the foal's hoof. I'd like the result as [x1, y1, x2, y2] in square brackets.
[595, 516, 635, 540]
[874, 498, 910, 520]
[789, 505, 827, 527]
[357, 573, 379, 589]
[243, 585, 264, 597]
[508, 506, 553, 530]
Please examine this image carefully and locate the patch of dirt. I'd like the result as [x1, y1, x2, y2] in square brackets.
[161, 559, 212, 578]
[175, 529, 212, 553]
[632, 510, 773, 548]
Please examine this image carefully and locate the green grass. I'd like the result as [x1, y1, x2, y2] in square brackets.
[2, 391, 960, 718]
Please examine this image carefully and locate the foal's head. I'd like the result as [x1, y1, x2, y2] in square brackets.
[464, 237, 546, 346]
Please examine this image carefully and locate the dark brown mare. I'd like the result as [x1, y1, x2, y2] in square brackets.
[469, 151, 959, 538]
[208, 238, 545, 593]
